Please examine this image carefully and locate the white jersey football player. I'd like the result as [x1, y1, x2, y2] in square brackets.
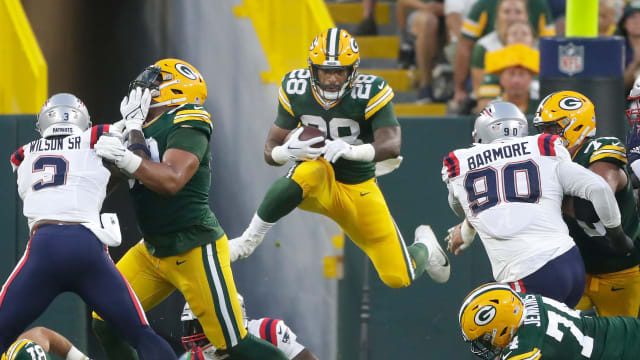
[440, 101, 633, 308]
[1, 93, 177, 359]
[180, 294, 317, 360]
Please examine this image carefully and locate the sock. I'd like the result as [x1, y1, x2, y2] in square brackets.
[257, 177, 303, 223]
[226, 333, 288, 360]
[91, 318, 139, 360]
[408, 243, 429, 279]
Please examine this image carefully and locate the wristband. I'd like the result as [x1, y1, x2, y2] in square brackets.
[460, 219, 476, 248]
[66, 346, 89, 360]
[347, 144, 375, 162]
[119, 151, 143, 174]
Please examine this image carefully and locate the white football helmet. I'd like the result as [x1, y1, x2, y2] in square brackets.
[472, 101, 528, 144]
[36, 93, 91, 138]
[627, 76, 640, 124]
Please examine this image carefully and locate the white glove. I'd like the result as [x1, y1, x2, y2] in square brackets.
[323, 139, 375, 163]
[120, 87, 151, 132]
[110, 119, 126, 134]
[271, 127, 326, 164]
[95, 134, 142, 174]
[228, 230, 264, 262]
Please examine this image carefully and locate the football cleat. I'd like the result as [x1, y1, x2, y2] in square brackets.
[415, 225, 450, 283]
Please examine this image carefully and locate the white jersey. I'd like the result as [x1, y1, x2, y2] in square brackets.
[442, 134, 612, 282]
[247, 318, 304, 359]
[10, 125, 112, 231]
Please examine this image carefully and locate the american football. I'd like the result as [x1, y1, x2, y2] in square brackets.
[289, 125, 326, 148]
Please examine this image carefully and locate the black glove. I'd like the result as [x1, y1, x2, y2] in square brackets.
[604, 225, 635, 255]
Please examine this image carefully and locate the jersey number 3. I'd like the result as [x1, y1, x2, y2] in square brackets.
[464, 160, 541, 215]
[32, 155, 69, 191]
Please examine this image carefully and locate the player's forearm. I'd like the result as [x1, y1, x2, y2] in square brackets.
[21, 327, 72, 357]
[264, 139, 284, 166]
[371, 126, 401, 161]
[127, 129, 151, 160]
[133, 160, 188, 195]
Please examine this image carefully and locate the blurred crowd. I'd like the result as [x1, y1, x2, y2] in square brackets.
[347, 0, 640, 115]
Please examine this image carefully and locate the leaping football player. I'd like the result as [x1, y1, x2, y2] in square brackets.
[229, 27, 450, 289]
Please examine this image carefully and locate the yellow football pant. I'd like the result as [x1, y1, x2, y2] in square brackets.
[290, 158, 414, 288]
[92, 235, 247, 350]
[575, 265, 640, 316]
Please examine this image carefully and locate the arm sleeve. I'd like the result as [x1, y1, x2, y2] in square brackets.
[166, 127, 209, 162]
[557, 159, 621, 228]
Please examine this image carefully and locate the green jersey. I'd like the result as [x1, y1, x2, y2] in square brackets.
[503, 293, 640, 360]
[462, 0, 554, 41]
[564, 137, 640, 274]
[3, 339, 51, 360]
[275, 69, 399, 184]
[131, 103, 225, 257]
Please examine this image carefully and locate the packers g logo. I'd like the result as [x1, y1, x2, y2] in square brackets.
[350, 38, 359, 53]
[175, 63, 198, 80]
[559, 97, 583, 110]
[474, 305, 497, 326]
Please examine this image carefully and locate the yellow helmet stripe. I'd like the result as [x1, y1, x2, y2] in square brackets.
[365, 86, 394, 119]
[278, 87, 294, 116]
[505, 348, 541, 360]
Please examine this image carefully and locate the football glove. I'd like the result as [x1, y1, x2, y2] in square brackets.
[627, 124, 640, 178]
[271, 127, 325, 164]
[120, 87, 151, 133]
[95, 134, 142, 174]
[228, 230, 264, 262]
[323, 139, 375, 163]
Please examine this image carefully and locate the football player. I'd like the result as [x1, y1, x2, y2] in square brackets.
[443, 101, 632, 308]
[1, 93, 175, 359]
[459, 282, 640, 360]
[92, 59, 288, 360]
[228, 27, 450, 288]
[535, 90, 640, 316]
[3, 327, 91, 360]
[180, 294, 318, 360]
[624, 77, 640, 180]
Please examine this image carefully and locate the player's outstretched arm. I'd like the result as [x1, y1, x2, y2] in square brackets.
[371, 125, 401, 162]
[19, 327, 91, 359]
[133, 149, 200, 195]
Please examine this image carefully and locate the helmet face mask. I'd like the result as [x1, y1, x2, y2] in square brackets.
[626, 77, 640, 124]
[130, 58, 207, 109]
[533, 90, 595, 149]
[36, 93, 92, 138]
[308, 28, 360, 103]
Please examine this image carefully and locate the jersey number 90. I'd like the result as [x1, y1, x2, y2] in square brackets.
[464, 160, 541, 215]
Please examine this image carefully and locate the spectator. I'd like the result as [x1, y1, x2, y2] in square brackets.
[452, 0, 554, 110]
[396, 0, 445, 103]
[354, 0, 378, 35]
[620, 1, 640, 91]
[476, 21, 538, 107]
[470, 0, 530, 93]
[476, 43, 539, 114]
[443, 0, 478, 63]
[599, 0, 622, 36]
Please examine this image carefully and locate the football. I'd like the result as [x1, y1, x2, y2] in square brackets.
[287, 125, 326, 148]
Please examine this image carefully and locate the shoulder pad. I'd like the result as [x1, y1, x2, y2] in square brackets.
[171, 104, 213, 134]
[352, 74, 394, 120]
[586, 137, 627, 165]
